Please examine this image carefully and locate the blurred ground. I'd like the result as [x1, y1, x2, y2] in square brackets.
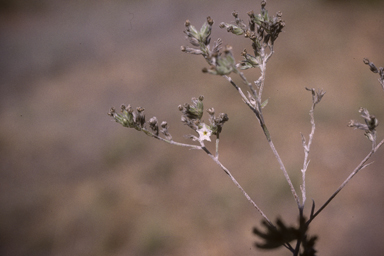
[0, 0, 384, 255]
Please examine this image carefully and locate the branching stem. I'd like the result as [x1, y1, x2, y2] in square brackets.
[223, 74, 301, 207]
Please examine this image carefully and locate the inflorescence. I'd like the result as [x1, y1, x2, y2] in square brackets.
[108, 2, 383, 254]
[181, 0, 285, 75]
[108, 96, 228, 144]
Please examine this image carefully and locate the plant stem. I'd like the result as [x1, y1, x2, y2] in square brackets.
[269, 139, 301, 207]
[142, 128, 201, 149]
[300, 102, 317, 207]
[145, 127, 274, 226]
[223, 75, 300, 207]
[199, 142, 274, 227]
[307, 138, 384, 225]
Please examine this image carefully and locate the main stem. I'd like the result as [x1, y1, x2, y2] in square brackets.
[259, 50, 300, 207]
[268, 139, 301, 207]
[224, 71, 301, 207]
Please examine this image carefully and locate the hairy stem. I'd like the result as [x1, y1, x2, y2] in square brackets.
[300, 103, 316, 207]
[142, 128, 202, 149]
[199, 142, 274, 227]
[223, 75, 300, 207]
[269, 140, 301, 207]
[215, 137, 220, 159]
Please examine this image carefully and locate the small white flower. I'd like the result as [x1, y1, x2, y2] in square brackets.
[197, 123, 212, 142]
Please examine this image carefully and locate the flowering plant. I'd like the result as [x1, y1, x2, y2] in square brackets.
[109, 1, 383, 254]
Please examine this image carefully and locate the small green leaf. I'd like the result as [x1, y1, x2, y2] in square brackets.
[261, 99, 269, 109]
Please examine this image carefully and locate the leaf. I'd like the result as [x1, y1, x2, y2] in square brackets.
[261, 99, 269, 109]
[253, 216, 318, 255]
[253, 218, 298, 249]
[300, 235, 318, 256]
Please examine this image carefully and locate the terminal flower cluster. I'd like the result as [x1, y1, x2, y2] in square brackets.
[108, 105, 172, 141]
[219, 0, 285, 70]
[108, 95, 228, 145]
[181, 16, 237, 76]
[349, 107, 379, 143]
[178, 95, 228, 142]
[108, 105, 146, 131]
[363, 58, 384, 90]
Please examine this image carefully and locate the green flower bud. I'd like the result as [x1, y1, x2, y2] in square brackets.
[228, 25, 244, 35]
[199, 18, 212, 45]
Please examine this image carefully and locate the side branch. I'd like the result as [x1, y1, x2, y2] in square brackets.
[307, 138, 384, 225]
[300, 88, 326, 207]
[142, 128, 202, 149]
[200, 143, 274, 227]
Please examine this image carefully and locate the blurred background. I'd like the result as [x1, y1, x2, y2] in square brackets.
[1, 0, 383, 255]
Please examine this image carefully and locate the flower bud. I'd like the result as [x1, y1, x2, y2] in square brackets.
[149, 117, 159, 136]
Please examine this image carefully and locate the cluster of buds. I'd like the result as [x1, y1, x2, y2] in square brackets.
[178, 95, 205, 130]
[178, 96, 229, 142]
[181, 17, 238, 76]
[305, 87, 326, 108]
[219, 1, 285, 70]
[248, 1, 285, 46]
[202, 45, 237, 75]
[348, 107, 379, 142]
[181, 17, 214, 57]
[108, 96, 228, 143]
[108, 105, 172, 140]
[239, 48, 261, 69]
[207, 107, 229, 137]
[108, 105, 146, 131]
[219, 11, 247, 36]
[363, 58, 384, 89]
[181, 1, 284, 76]
[148, 117, 172, 140]
[183, 17, 213, 49]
